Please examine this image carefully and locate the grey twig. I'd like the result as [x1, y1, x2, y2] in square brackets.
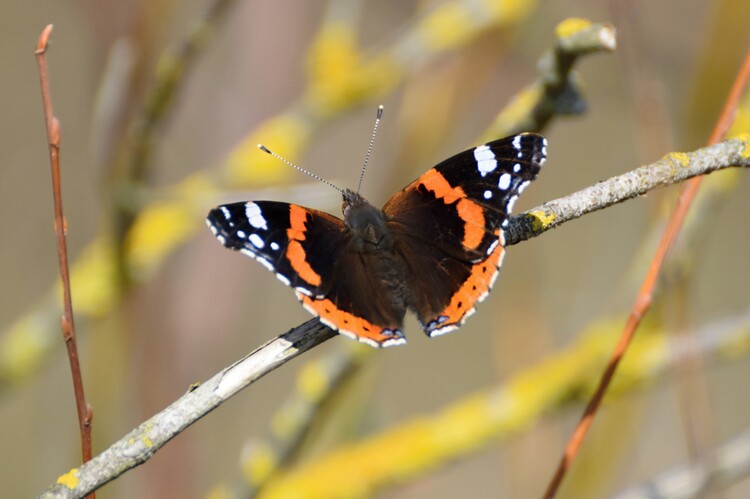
[39, 320, 335, 499]
[613, 429, 750, 499]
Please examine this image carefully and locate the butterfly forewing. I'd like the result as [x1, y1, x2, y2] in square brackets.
[383, 133, 547, 336]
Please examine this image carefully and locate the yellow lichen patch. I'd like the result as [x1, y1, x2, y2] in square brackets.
[141, 435, 154, 448]
[481, 85, 543, 141]
[727, 91, 750, 137]
[415, 3, 474, 52]
[0, 313, 56, 383]
[481, 0, 537, 26]
[304, 23, 399, 116]
[225, 115, 312, 186]
[124, 198, 198, 279]
[665, 151, 691, 168]
[297, 361, 328, 402]
[56, 468, 79, 489]
[729, 132, 750, 159]
[242, 441, 278, 485]
[555, 17, 593, 39]
[67, 237, 119, 317]
[527, 209, 556, 232]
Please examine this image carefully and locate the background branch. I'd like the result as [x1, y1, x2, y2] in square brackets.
[38, 137, 750, 498]
[613, 428, 750, 499]
[35, 24, 94, 482]
[542, 48, 750, 498]
[506, 135, 750, 245]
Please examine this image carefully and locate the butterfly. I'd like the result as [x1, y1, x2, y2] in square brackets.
[207, 131, 546, 347]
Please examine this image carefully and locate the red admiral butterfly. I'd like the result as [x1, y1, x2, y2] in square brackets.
[208, 120, 546, 347]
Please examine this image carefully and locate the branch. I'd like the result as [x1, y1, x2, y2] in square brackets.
[38, 135, 750, 498]
[504, 135, 750, 246]
[39, 320, 335, 499]
[35, 24, 94, 482]
[542, 47, 750, 498]
[612, 428, 750, 499]
[482, 19, 616, 140]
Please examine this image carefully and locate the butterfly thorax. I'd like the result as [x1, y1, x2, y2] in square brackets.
[342, 189, 393, 253]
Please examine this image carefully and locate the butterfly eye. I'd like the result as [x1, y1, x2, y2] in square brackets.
[342, 201, 350, 217]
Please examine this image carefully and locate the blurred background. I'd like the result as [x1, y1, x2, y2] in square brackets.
[1, 0, 749, 497]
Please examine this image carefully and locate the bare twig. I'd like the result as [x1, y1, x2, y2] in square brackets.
[542, 47, 750, 499]
[38, 136, 750, 498]
[35, 24, 95, 485]
[39, 320, 334, 499]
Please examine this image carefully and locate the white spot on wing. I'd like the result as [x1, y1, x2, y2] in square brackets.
[473, 145, 497, 177]
[220, 206, 231, 220]
[236, 230, 246, 239]
[518, 181, 530, 194]
[513, 163, 521, 173]
[270, 242, 280, 251]
[483, 190, 492, 200]
[245, 202, 268, 230]
[512, 135, 523, 150]
[498, 173, 511, 190]
[249, 233, 265, 249]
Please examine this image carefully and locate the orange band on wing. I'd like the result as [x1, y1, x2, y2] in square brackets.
[287, 204, 308, 240]
[298, 294, 400, 346]
[418, 169, 466, 203]
[419, 169, 486, 250]
[439, 239, 504, 325]
[456, 198, 485, 249]
[285, 205, 322, 287]
[286, 240, 322, 287]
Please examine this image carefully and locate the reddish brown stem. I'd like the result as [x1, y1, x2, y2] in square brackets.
[35, 24, 95, 496]
[543, 46, 750, 499]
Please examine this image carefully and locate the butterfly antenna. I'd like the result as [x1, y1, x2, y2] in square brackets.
[356, 105, 383, 195]
[257, 144, 344, 194]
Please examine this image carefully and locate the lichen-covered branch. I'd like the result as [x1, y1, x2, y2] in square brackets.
[481, 18, 616, 140]
[39, 320, 335, 499]
[504, 134, 750, 246]
[254, 312, 750, 498]
[612, 428, 750, 499]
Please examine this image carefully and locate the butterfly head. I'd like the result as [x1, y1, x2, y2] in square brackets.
[342, 189, 390, 250]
